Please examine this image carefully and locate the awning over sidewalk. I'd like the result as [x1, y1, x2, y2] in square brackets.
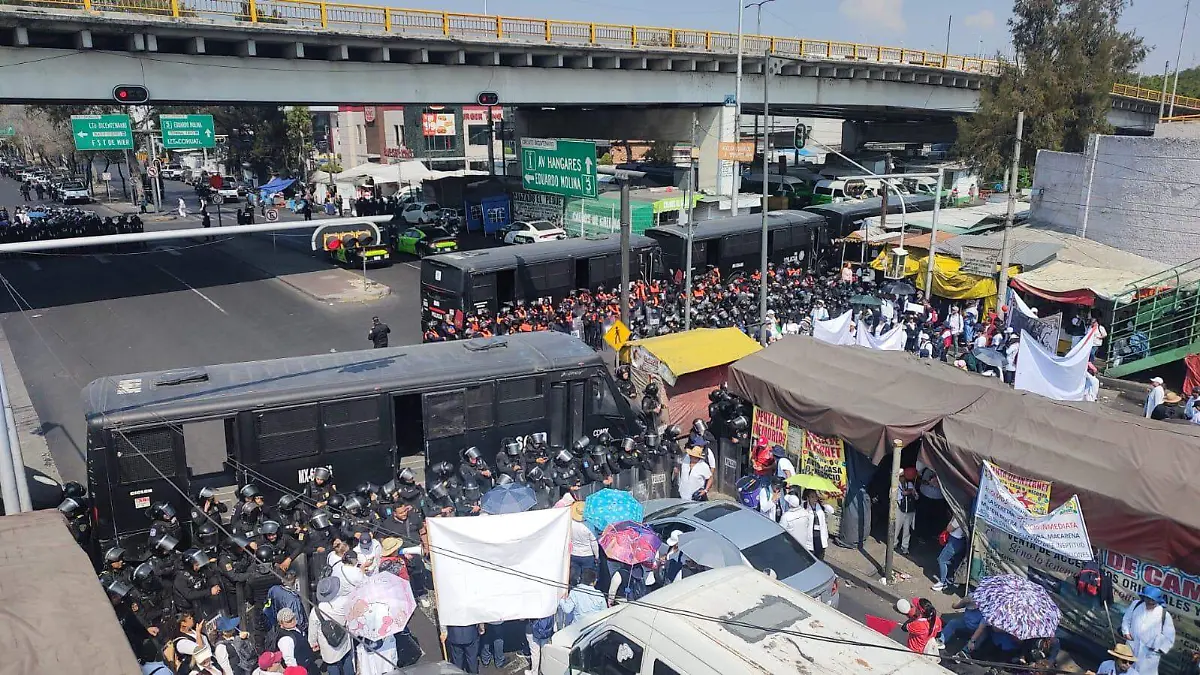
[727, 335, 1200, 570]
[622, 327, 761, 385]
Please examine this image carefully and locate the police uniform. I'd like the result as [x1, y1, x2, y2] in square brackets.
[173, 563, 221, 619]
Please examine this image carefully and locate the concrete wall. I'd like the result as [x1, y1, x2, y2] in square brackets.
[1156, 121, 1200, 139]
[1031, 135, 1200, 265]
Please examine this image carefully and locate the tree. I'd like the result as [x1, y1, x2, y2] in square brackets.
[643, 140, 677, 165]
[1123, 65, 1200, 101]
[955, 0, 1145, 176]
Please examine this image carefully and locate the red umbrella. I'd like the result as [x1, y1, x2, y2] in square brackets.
[599, 521, 662, 566]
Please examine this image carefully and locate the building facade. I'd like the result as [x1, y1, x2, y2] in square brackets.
[329, 104, 507, 172]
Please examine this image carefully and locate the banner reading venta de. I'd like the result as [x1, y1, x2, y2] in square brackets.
[976, 461, 1093, 561]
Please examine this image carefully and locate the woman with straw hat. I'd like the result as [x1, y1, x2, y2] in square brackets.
[1095, 643, 1139, 675]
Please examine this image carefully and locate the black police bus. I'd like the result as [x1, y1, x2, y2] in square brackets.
[82, 332, 638, 551]
[420, 233, 659, 328]
[646, 210, 832, 278]
[804, 193, 936, 238]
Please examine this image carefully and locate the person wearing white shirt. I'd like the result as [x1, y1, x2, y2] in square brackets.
[1121, 586, 1175, 675]
[568, 501, 599, 582]
[308, 577, 354, 675]
[973, 333, 989, 350]
[757, 480, 784, 522]
[355, 532, 383, 575]
[1096, 644, 1140, 675]
[329, 552, 367, 594]
[931, 516, 967, 591]
[356, 635, 400, 675]
[1004, 337, 1020, 384]
[948, 306, 964, 342]
[773, 446, 796, 480]
[780, 491, 834, 560]
[811, 300, 829, 322]
[1144, 377, 1165, 418]
[677, 447, 712, 502]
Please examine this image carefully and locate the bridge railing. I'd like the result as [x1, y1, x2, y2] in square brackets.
[1112, 83, 1200, 113]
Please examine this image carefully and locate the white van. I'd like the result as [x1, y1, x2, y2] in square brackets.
[811, 178, 881, 204]
[539, 566, 953, 675]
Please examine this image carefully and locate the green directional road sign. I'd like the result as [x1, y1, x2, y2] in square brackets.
[71, 114, 134, 151]
[159, 114, 216, 150]
[521, 138, 597, 199]
[0, 125, 14, 137]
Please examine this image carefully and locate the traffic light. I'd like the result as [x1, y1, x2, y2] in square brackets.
[793, 123, 809, 149]
[112, 85, 149, 104]
[476, 92, 500, 106]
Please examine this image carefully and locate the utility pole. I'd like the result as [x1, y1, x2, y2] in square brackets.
[924, 167, 944, 296]
[732, 0, 748, 216]
[878, 153, 892, 231]
[619, 179, 632, 327]
[945, 15, 952, 59]
[884, 438, 903, 583]
[1159, 61, 1171, 121]
[684, 112, 698, 331]
[747, 0, 774, 160]
[759, 50, 771, 346]
[996, 111, 1024, 311]
[486, 106, 496, 176]
[1169, 0, 1191, 118]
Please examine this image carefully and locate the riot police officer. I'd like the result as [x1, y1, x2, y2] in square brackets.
[272, 494, 310, 541]
[146, 501, 183, 545]
[305, 510, 338, 575]
[217, 534, 255, 617]
[231, 485, 265, 535]
[305, 467, 336, 508]
[426, 482, 456, 517]
[525, 432, 551, 471]
[194, 521, 221, 560]
[59, 494, 91, 547]
[130, 562, 170, 639]
[583, 444, 614, 486]
[458, 447, 494, 491]
[192, 486, 228, 532]
[149, 532, 182, 580]
[455, 477, 483, 516]
[99, 546, 131, 588]
[173, 548, 223, 619]
[253, 520, 303, 572]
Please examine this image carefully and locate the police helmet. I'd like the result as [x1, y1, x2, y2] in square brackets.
[729, 414, 749, 431]
[554, 449, 575, 465]
[327, 493, 346, 510]
[529, 432, 548, 448]
[692, 419, 708, 436]
[462, 446, 483, 462]
[198, 486, 217, 501]
[571, 437, 590, 453]
[495, 473, 515, 487]
[185, 548, 211, 569]
[58, 496, 84, 516]
[255, 544, 277, 563]
[311, 466, 332, 483]
[596, 431, 613, 446]
[526, 466, 545, 482]
[196, 522, 219, 547]
[397, 468, 417, 485]
[277, 494, 301, 512]
[103, 546, 126, 564]
[343, 495, 367, 516]
[132, 562, 155, 585]
[153, 533, 180, 555]
[258, 520, 281, 537]
[620, 437, 637, 453]
[241, 501, 261, 518]
[644, 381, 660, 398]
[148, 502, 176, 521]
[239, 484, 262, 500]
[590, 443, 609, 458]
[229, 535, 251, 551]
[382, 479, 399, 497]
[428, 482, 450, 501]
[355, 482, 380, 498]
[645, 432, 661, 449]
[431, 461, 454, 477]
[663, 424, 683, 440]
[106, 578, 134, 600]
[310, 511, 332, 530]
[502, 439, 522, 457]
[62, 481, 86, 499]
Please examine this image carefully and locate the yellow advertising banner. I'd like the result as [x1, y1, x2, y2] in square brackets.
[989, 463, 1052, 515]
[799, 430, 849, 496]
[750, 406, 789, 448]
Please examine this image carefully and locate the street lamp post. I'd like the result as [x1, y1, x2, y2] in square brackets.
[746, 0, 775, 161]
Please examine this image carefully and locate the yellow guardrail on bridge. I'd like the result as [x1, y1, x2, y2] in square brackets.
[6, 0, 1200, 112]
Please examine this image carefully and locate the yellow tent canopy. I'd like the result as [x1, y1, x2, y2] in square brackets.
[869, 249, 1018, 303]
[620, 327, 762, 385]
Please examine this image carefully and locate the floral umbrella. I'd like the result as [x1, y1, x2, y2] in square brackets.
[972, 574, 1062, 640]
[599, 520, 662, 565]
[345, 570, 417, 641]
[584, 488, 644, 534]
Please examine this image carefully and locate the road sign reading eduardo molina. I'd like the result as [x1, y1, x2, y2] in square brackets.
[71, 114, 134, 151]
[159, 114, 216, 150]
[521, 138, 598, 199]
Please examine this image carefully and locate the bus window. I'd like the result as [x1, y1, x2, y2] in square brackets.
[546, 259, 572, 290]
[590, 376, 621, 417]
[182, 419, 229, 477]
[498, 376, 545, 423]
[471, 272, 497, 307]
[465, 382, 495, 430]
[423, 390, 466, 439]
[722, 233, 758, 258]
[256, 405, 320, 462]
[770, 227, 792, 251]
[549, 382, 567, 448]
[321, 397, 381, 452]
[114, 427, 180, 484]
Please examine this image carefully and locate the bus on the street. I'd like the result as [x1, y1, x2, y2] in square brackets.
[82, 332, 639, 552]
[646, 210, 832, 278]
[420, 234, 659, 328]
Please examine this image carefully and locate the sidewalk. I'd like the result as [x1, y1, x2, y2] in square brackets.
[218, 235, 391, 304]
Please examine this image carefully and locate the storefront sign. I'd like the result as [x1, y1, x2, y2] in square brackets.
[384, 146, 415, 161]
[651, 194, 700, 214]
[463, 106, 504, 123]
[977, 462, 1092, 560]
[422, 113, 456, 137]
[511, 190, 564, 227]
[800, 431, 848, 495]
[989, 462, 1053, 515]
[750, 407, 788, 448]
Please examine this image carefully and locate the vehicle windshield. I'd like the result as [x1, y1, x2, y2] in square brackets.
[814, 185, 834, 195]
[418, 227, 452, 239]
[530, 221, 558, 231]
[62, 182, 85, 190]
[740, 533, 817, 579]
[423, 203, 441, 212]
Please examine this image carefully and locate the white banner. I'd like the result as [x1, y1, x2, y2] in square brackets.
[855, 322, 907, 351]
[1014, 326, 1096, 401]
[813, 310, 855, 346]
[428, 508, 571, 625]
[976, 461, 1093, 561]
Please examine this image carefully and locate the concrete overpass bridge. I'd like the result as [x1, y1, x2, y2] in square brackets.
[0, 1, 1195, 191]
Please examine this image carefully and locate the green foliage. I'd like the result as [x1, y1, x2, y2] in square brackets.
[598, 152, 614, 165]
[955, 0, 1145, 176]
[643, 141, 677, 165]
[1122, 66, 1200, 100]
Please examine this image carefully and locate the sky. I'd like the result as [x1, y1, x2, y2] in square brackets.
[382, 0, 1196, 74]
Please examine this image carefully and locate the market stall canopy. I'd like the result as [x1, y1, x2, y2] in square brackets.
[256, 177, 296, 195]
[727, 335, 1200, 570]
[623, 327, 762, 386]
[336, 160, 434, 184]
[308, 170, 335, 184]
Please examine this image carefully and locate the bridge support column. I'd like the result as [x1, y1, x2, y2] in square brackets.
[696, 105, 733, 196]
[841, 120, 865, 153]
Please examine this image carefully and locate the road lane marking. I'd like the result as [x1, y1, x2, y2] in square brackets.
[25, 261, 40, 272]
[153, 246, 183, 257]
[153, 264, 228, 315]
[94, 254, 111, 264]
[403, 262, 420, 269]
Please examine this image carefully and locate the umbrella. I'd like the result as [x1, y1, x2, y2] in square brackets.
[971, 574, 1062, 640]
[676, 531, 744, 569]
[345, 571, 417, 641]
[584, 488, 644, 534]
[480, 483, 538, 514]
[883, 280, 916, 296]
[785, 474, 839, 493]
[599, 521, 662, 565]
[850, 294, 882, 307]
[971, 347, 1006, 371]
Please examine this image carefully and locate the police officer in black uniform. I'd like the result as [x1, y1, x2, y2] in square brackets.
[525, 432, 551, 472]
[583, 443, 615, 486]
[217, 534, 255, 618]
[458, 447, 495, 492]
[341, 494, 376, 539]
[147, 501, 183, 546]
[252, 521, 304, 572]
[194, 521, 221, 560]
[173, 548, 223, 620]
[272, 494, 310, 542]
[99, 546, 131, 587]
[455, 477, 483, 516]
[231, 485, 265, 536]
[59, 493, 91, 547]
[426, 482, 456, 517]
[368, 316, 391, 348]
[305, 467, 336, 509]
[304, 510, 338, 577]
[523, 465, 554, 508]
[130, 562, 171, 640]
[192, 486, 228, 532]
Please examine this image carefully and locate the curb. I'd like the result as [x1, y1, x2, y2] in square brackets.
[824, 551, 906, 606]
[213, 241, 391, 305]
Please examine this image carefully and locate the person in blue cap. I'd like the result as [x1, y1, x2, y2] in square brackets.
[1121, 585, 1176, 675]
[212, 615, 257, 675]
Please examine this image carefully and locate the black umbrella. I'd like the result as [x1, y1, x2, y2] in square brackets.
[882, 280, 916, 296]
[850, 294, 882, 307]
[971, 347, 1006, 370]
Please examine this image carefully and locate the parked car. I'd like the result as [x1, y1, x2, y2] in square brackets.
[400, 201, 441, 225]
[393, 225, 459, 258]
[58, 180, 91, 204]
[160, 164, 184, 180]
[213, 176, 240, 202]
[642, 498, 840, 607]
[502, 219, 567, 245]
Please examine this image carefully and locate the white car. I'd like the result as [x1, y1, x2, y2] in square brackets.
[503, 220, 567, 245]
[213, 176, 240, 202]
[160, 165, 184, 180]
[401, 201, 441, 225]
[59, 181, 91, 204]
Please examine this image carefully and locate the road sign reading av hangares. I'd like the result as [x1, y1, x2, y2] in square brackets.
[521, 138, 598, 199]
[71, 114, 134, 151]
[159, 114, 216, 149]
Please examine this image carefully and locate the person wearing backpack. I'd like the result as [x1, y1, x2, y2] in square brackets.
[525, 613, 556, 675]
[307, 577, 354, 675]
[1121, 585, 1176, 675]
[213, 616, 256, 675]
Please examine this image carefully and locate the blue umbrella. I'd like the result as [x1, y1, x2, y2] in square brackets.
[584, 488, 644, 534]
[480, 483, 538, 514]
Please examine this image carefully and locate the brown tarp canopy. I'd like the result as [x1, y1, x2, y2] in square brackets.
[728, 336, 1200, 571]
[0, 510, 142, 674]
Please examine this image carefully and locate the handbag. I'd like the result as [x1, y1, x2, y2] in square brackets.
[690, 488, 709, 502]
[938, 530, 950, 547]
